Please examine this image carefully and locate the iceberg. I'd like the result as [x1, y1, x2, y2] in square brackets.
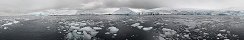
[113, 7, 137, 15]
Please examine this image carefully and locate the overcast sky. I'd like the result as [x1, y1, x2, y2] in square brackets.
[0, 0, 244, 16]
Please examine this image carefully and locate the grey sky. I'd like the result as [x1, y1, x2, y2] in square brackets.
[0, 0, 244, 16]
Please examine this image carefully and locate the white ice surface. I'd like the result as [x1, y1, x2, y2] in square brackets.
[131, 23, 140, 27]
[143, 27, 153, 31]
[108, 27, 119, 33]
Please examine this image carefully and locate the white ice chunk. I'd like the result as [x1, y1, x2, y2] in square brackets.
[3, 27, 8, 29]
[93, 27, 102, 30]
[164, 24, 168, 25]
[81, 21, 86, 22]
[72, 30, 83, 40]
[184, 34, 189, 38]
[83, 31, 92, 40]
[80, 27, 95, 31]
[13, 21, 19, 23]
[203, 33, 209, 35]
[90, 31, 99, 36]
[143, 27, 153, 31]
[219, 29, 226, 32]
[66, 33, 73, 39]
[108, 27, 119, 33]
[2, 23, 13, 26]
[76, 32, 82, 34]
[137, 26, 143, 29]
[105, 32, 110, 34]
[25, 19, 30, 20]
[122, 21, 126, 22]
[203, 39, 207, 40]
[156, 23, 161, 24]
[70, 26, 80, 30]
[80, 27, 99, 36]
[162, 28, 177, 36]
[113, 34, 117, 36]
[63, 30, 67, 31]
[69, 23, 76, 25]
[79, 23, 87, 26]
[58, 22, 64, 24]
[129, 19, 133, 20]
[224, 39, 230, 40]
[162, 28, 171, 31]
[217, 33, 223, 36]
[46, 26, 50, 29]
[131, 23, 140, 27]
[227, 31, 230, 33]
[158, 36, 166, 40]
[73, 30, 78, 32]
[74, 23, 79, 26]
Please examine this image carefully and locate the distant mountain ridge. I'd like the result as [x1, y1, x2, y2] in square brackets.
[25, 8, 244, 16]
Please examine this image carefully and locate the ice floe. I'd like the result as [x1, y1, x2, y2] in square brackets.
[13, 21, 19, 23]
[93, 27, 102, 30]
[217, 33, 223, 36]
[137, 26, 143, 29]
[83, 31, 92, 40]
[79, 27, 94, 31]
[1, 20, 20, 27]
[66, 33, 73, 39]
[108, 27, 119, 33]
[2, 23, 13, 26]
[162, 28, 177, 36]
[131, 23, 140, 27]
[219, 29, 226, 32]
[79, 23, 87, 26]
[143, 27, 153, 31]
[224, 39, 230, 40]
[3, 27, 8, 29]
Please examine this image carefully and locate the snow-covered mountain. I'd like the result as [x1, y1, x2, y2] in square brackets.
[113, 8, 137, 15]
[76, 8, 140, 15]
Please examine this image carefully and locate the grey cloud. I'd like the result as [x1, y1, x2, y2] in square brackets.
[102, 0, 164, 9]
[0, 0, 244, 16]
[102, 0, 244, 9]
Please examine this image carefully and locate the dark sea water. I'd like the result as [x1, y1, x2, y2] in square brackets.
[0, 15, 243, 40]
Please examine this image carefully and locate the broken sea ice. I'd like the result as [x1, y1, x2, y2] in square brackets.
[108, 27, 119, 33]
